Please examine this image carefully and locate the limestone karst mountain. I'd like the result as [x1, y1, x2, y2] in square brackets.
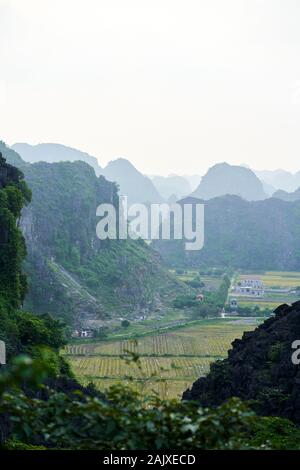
[12, 142, 101, 176]
[192, 162, 267, 201]
[102, 157, 163, 205]
[12, 143, 165, 204]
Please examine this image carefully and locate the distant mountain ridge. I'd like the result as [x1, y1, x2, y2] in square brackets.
[150, 174, 191, 201]
[254, 168, 300, 193]
[183, 174, 202, 192]
[12, 142, 102, 175]
[101, 158, 163, 205]
[192, 162, 267, 201]
[12, 143, 164, 205]
[0, 141, 26, 168]
[273, 187, 300, 202]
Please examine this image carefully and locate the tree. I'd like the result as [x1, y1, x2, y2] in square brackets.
[121, 320, 130, 328]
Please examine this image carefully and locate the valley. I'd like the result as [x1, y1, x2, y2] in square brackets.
[64, 268, 300, 400]
[2, 144, 300, 449]
[64, 317, 260, 399]
[3, 1, 300, 453]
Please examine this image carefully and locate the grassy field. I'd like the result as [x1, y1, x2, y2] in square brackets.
[237, 271, 300, 289]
[258, 271, 300, 288]
[237, 300, 282, 309]
[65, 318, 260, 399]
[169, 269, 223, 290]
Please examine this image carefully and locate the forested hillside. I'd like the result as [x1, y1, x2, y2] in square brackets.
[0, 152, 67, 364]
[155, 195, 300, 270]
[1, 143, 189, 327]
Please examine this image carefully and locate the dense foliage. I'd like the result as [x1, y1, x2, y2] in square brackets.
[0, 154, 83, 445]
[2, 356, 300, 450]
[155, 194, 300, 270]
[0, 155, 67, 360]
[1, 362, 255, 450]
[183, 301, 300, 425]
[0, 157, 30, 310]
[173, 275, 230, 318]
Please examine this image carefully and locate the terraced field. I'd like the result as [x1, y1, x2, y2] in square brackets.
[65, 319, 259, 399]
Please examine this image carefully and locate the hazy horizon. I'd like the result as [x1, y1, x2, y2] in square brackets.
[8, 141, 300, 179]
[1, 0, 300, 175]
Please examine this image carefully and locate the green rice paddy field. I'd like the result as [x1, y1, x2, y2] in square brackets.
[65, 271, 298, 399]
[65, 318, 260, 399]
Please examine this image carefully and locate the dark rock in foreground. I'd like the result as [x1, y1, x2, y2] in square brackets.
[183, 302, 300, 423]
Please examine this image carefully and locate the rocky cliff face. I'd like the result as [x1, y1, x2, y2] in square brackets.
[183, 302, 300, 423]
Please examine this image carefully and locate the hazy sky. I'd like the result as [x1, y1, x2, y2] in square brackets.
[1, 0, 300, 175]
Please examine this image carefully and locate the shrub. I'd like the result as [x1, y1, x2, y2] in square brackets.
[121, 320, 131, 328]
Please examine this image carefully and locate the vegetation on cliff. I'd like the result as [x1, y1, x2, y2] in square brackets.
[21, 160, 189, 325]
[1, 142, 190, 326]
[183, 301, 300, 424]
[0, 152, 67, 360]
[155, 194, 300, 270]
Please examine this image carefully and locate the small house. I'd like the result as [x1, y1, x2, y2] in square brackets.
[79, 329, 94, 338]
[234, 277, 265, 297]
[239, 277, 263, 288]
